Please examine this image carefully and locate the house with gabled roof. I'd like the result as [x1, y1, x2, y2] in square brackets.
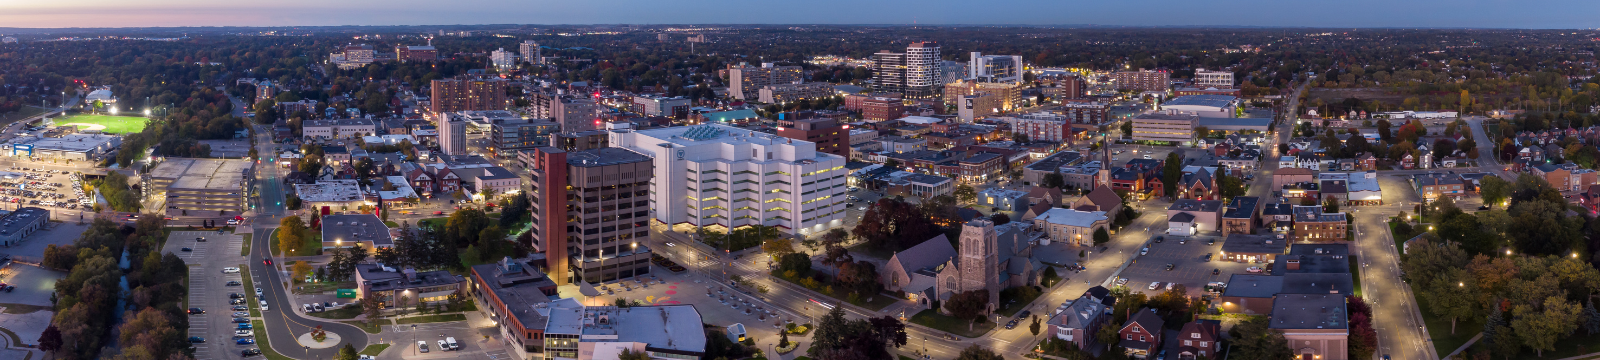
[1046, 293, 1111, 351]
[1172, 320, 1222, 360]
[1118, 308, 1165, 358]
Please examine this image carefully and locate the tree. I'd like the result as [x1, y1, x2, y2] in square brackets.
[1421, 268, 1477, 334]
[954, 184, 977, 204]
[1041, 266, 1060, 287]
[1230, 316, 1295, 360]
[1012, 132, 1030, 143]
[761, 237, 795, 260]
[808, 305, 850, 357]
[291, 261, 314, 283]
[334, 343, 358, 360]
[954, 345, 1003, 360]
[37, 325, 62, 356]
[884, 158, 902, 170]
[1120, 121, 1134, 139]
[1480, 175, 1511, 208]
[991, 213, 1011, 226]
[1217, 171, 1245, 200]
[1513, 296, 1583, 357]
[360, 295, 383, 325]
[1093, 227, 1110, 246]
[278, 216, 305, 257]
[1095, 323, 1121, 352]
[777, 330, 790, 349]
[1040, 172, 1065, 189]
[1028, 314, 1042, 340]
[945, 290, 990, 331]
[1323, 195, 1340, 214]
[618, 349, 651, 360]
[1584, 299, 1600, 336]
[1162, 152, 1183, 198]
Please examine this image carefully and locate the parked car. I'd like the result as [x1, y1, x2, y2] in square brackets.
[225, 281, 241, 286]
[1153, 236, 1163, 243]
[180, 247, 192, 252]
[1140, 247, 1149, 256]
[1203, 253, 1213, 262]
[233, 317, 250, 324]
[1165, 263, 1175, 271]
[438, 340, 451, 351]
[222, 267, 240, 274]
[1017, 310, 1031, 319]
[188, 337, 205, 343]
[188, 308, 205, 315]
[1148, 282, 1162, 290]
[241, 349, 262, 357]
[418, 341, 430, 353]
[236, 338, 256, 345]
[230, 293, 245, 299]
[1246, 266, 1264, 273]
[232, 305, 248, 311]
[234, 330, 253, 337]
[1004, 319, 1019, 329]
[1115, 277, 1129, 286]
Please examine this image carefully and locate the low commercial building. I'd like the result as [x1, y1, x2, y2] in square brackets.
[886, 173, 953, 199]
[1166, 199, 1223, 236]
[145, 158, 255, 217]
[977, 188, 1028, 211]
[1292, 205, 1347, 242]
[0, 133, 123, 161]
[293, 179, 367, 211]
[1131, 111, 1198, 145]
[302, 119, 378, 140]
[471, 257, 707, 360]
[1033, 208, 1110, 246]
[0, 207, 49, 246]
[1219, 233, 1290, 263]
[1221, 196, 1260, 237]
[354, 263, 465, 308]
[1270, 294, 1350, 360]
[1161, 95, 1239, 118]
[320, 214, 393, 250]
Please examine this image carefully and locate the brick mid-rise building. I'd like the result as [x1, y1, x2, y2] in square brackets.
[777, 118, 849, 159]
[430, 76, 508, 114]
[526, 147, 655, 284]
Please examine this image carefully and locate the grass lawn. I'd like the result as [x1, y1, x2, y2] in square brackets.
[418, 212, 501, 229]
[771, 271, 897, 311]
[340, 319, 389, 334]
[909, 309, 994, 339]
[359, 344, 391, 356]
[996, 288, 1043, 317]
[54, 113, 150, 134]
[0, 106, 47, 124]
[0, 303, 52, 314]
[1349, 255, 1362, 297]
[240, 265, 261, 318]
[307, 305, 364, 320]
[394, 313, 467, 325]
[270, 227, 323, 257]
[251, 320, 295, 360]
[1418, 299, 1483, 356]
[241, 233, 253, 256]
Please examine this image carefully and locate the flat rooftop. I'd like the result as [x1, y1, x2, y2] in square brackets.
[568, 147, 651, 167]
[1221, 233, 1291, 255]
[544, 301, 707, 353]
[1270, 294, 1348, 330]
[16, 133, 121, 152]
[151, 158, 253, 191]
[294, 180, 364, 203]
[0, 207, 47, 237]
[321, 214, 393, 247]
[472, 258, 559, 332]
[635, 124, 808, 148]
[1164, 95, 1238, 108]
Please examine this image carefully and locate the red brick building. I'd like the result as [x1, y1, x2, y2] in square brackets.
[777, 118, 850, 159]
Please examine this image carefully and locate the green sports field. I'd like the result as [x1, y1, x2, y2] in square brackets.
[53, 114, 149, 134]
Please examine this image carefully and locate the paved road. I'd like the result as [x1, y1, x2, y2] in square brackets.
[244, 124, 371, 358]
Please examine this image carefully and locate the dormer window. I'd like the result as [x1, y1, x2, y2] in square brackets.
[1191, 333, 1201, 338]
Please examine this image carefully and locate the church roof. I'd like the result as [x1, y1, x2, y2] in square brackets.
[889, 234, 957, 275]
[1082, 185, 1122, 211]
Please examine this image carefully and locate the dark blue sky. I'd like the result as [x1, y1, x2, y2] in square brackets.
[4, 0, 1597, 28]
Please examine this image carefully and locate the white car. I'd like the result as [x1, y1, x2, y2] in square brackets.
[259, 300, 268, 311]
[1148, 282, 1162, 290]
[1115, 277, 1129, 286]
[1143, 155, 1152, 159]
[1246, 266, 1264, 273]
[1165, 282, 1176, 291]
[437, 340, 451, 351]
[221, 267, 240, 274]
[1140, 247, 1149, 256]
[234, 330, 253, 337]
[418, 341, 429, 353]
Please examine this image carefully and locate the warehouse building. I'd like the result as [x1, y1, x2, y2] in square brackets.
[1, 134, 123, 161]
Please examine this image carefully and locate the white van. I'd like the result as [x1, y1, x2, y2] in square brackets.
[445, 337, 459, 350]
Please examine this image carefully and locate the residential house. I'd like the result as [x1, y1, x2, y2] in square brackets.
[1118, 309, 1165, 359]
[1046, 293, 1112, 350]
[1411, 173, 1465, 201]
[1221, 196, 1261, 237]
[1173, 320, 1222, 360]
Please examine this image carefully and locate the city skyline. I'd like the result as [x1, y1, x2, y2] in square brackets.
[2, 0, 1599, 29]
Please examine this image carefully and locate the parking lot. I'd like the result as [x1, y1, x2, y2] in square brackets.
[162, 230, 258, 360]
[1114, 235, 1261, 297]
[0, 167, 91, 211]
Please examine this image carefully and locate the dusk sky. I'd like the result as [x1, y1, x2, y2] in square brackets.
[1, 0, 1597, 29]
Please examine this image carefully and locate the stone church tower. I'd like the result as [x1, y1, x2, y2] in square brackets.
[956, 218, 1001, 312]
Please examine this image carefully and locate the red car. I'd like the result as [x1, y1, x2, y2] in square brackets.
[263, 258, 273, 266]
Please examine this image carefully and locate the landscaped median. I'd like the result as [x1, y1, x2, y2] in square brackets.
[359, 344, 390, 356]
[251, 320, 294, 360]
[239, 264, 261, 318]
[394, 313, 466, 325]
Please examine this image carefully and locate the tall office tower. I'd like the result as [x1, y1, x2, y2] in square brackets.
[555, 98, 600, 133]
[491, 48, 517, 70]
[609, 124, 848, 234]
[519, 40, 541, 65]
[727, 63, 803, 101]
[872, 42, 941, 99]
[527, 147, 655, 284]
[438, 113, 468, 155]
[969, 52, 1025, 82]
[429, 76, 509, 114]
